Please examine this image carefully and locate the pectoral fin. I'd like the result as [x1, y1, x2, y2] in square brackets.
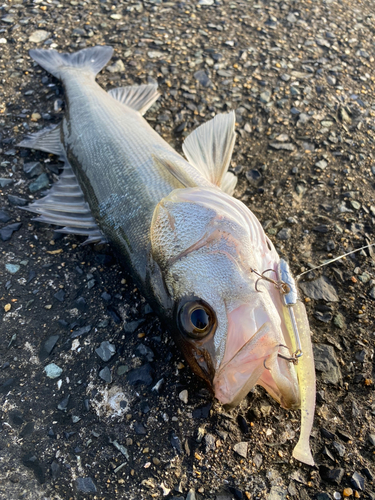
[182, 111, 237, 195]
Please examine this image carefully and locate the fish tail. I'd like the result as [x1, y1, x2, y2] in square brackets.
[29, 45, 114, 79]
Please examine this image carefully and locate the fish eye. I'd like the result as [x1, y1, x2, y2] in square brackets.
[178, 299, 216, 339]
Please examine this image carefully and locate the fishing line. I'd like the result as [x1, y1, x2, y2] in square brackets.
[296, 242, 375, 280]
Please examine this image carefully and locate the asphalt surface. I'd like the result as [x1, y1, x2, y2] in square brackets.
[0, 0, 375, 499]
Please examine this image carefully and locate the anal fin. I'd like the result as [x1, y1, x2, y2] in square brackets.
[108, 83, 159, 115]
[22, 159, 105, 245]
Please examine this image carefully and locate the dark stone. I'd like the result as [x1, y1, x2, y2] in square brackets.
[0, 378, 16, 393]
[40, 335, 59, 361]
[57, 394, 70, 411]
[9, 410, 24, 426]
[29, 173, 49, 193]
[314, 311, 333, 323]
[22, 453, 45, 484]
[354, 350, 366, 362]
[336, 429, 352, 442]
[106, 305, 121, 323]
[71, 325, 91, 339]
[300, 276, 339, 302]
[313, 225, 330, 233]
[127, 363, 153, 386]
[170, 431, 182, 454]
[194, 69, 212, 87]
[229, 487, 243, 499]
[192, 402, 212, 419]
[277, 227, 292, 240]
[321, 467, 344, 485]
[351, 472, 365, 491]
[0, 209, 11, 223]
[332, 441, 345, 457]
[136, 344, 154, 362]
[23, 161, 43, 178]
[315, 494, 332, 500]
[53, 289, 65, 302]
[20, 422, 34, 438]
[124, 319, 145, 333]
[313, 344, 342, 384]
[95, 341, 116, 362]
[134, 422, 147, 435]
[99, 366, 112, 383]
[0, 222, 22, 241]
[237, 415, 249, 433]
[27, 270, 36, 283]
[75, 477, 97, 494]
[101, 291, 111, 302]
[75, 296, 88, 311]
[51, 461, 61, 479]
[322, 446, 335, 461]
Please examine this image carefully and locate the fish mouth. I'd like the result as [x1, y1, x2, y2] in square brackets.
[213, 304, 300, 409]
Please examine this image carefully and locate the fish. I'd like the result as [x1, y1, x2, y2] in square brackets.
[19, 46, 316, 465]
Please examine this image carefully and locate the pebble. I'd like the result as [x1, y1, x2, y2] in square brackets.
[179, 389, 188, 404]
[29, 30, 51, 43]
[343, 488, 353, 497]
[8, 194, 27, 206]
[260, 90, 272, 103]
[368, 434, 375, 446]
[99, 366, 112, 383]
[44, 363, 63, 379]
[95, 341, 116, 362]
[29, 173, 49, 193]
[0, 209, 11, 223]
[23, 161, 43, 178]
[186, 490, 196, 500]
[21, 454, 45, 484]
[0, 222, 22, 242]
[198, 0, 214, 5]
[277, 227, 292, 240]
[127, 363, 153, 386]
[351, 472, 365, 491]
[315, 160, 328, 169]
[75, 477, 97, 494]
[299, 276, 339, 302]
[233, 442, 248, 458]
[5, 263, 20, 274]
[194, 70, 212, 87]
[0, 178, 13, 188]
[107, 59, 125, 73]
[313, 344, 342, 384]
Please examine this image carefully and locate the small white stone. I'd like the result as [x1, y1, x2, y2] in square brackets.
[44, 363, 62, 379]
[29, 30, 51, 43]
[0, 38, 7, 44]
[179, 389, 188, 404]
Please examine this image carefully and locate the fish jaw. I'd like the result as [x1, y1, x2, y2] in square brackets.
[212, 303, 300, 409]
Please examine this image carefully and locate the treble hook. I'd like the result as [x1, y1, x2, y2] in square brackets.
[253, 268, 291, 294]
[277, 344, 303, 365]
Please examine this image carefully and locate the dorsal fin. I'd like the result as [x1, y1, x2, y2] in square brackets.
[108, 84, 159, 115]
[182, 111, 237, 193]
[20, 160, 105, 245]
[17, 124, 62, 156]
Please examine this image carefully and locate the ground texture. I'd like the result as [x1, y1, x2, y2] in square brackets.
[0, 0, 374, 499]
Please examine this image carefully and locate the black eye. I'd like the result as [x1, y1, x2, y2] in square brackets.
[178, 299, 216, 339]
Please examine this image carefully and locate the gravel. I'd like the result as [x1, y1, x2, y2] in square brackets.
[1, 0, 375, 499]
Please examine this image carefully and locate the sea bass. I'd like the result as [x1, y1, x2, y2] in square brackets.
[20, 46, 316, 465]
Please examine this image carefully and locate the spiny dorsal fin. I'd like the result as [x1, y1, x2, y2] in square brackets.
[20, 159, 105, 245]
[108, 84, 159, 115]
[17, 123, 62, 156]
[182, 111, 237, 193]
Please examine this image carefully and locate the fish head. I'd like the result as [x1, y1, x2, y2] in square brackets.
[151, 187, 302, 409]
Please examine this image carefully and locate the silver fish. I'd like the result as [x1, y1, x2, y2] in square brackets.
[20, 46, 316, 465]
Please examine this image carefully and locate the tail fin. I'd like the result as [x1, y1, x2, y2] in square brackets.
[29, 46, 114, 80]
